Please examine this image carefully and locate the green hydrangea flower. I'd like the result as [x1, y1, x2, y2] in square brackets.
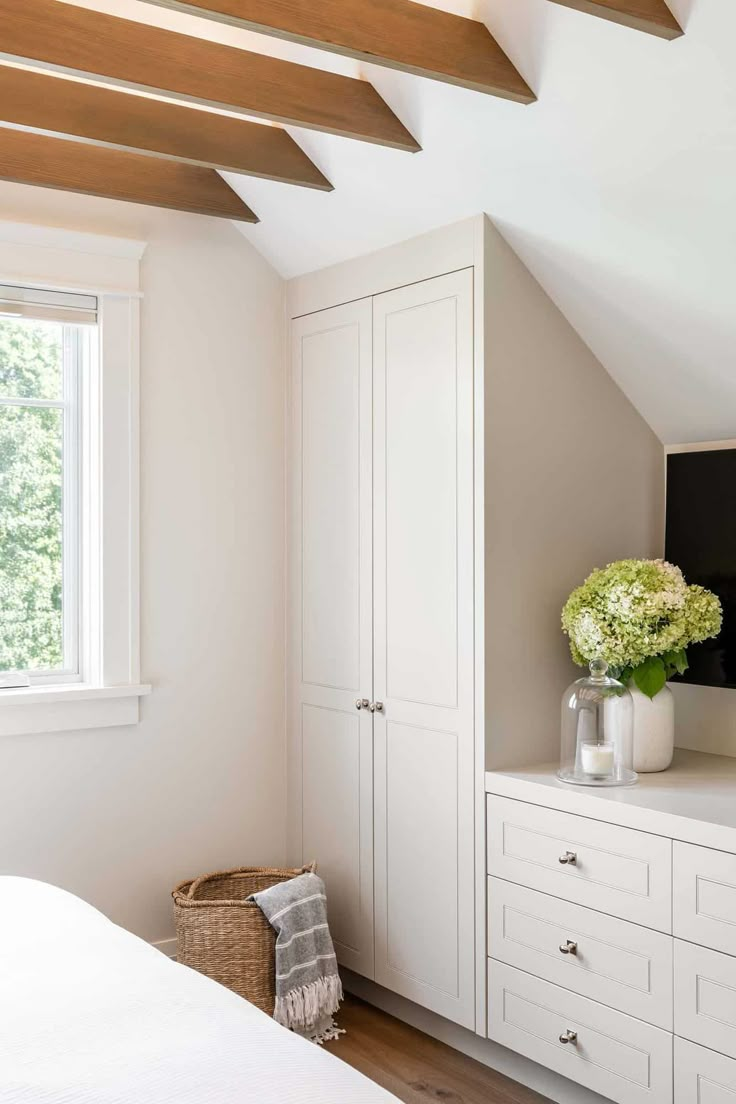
[561, 559, 722, 698]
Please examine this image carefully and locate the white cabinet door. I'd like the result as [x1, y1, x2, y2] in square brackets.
[674, 841, 736, 957]
[675, 939, 736, 1060]
[289, 300, 374, 979]
[675, 1037, 736, 1104]
[372, 270, 475, 1028]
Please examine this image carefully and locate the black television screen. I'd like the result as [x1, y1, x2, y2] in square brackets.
[665, 448, 736, 688]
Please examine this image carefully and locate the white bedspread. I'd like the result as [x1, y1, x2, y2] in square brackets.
[0, 877, 397, 1104]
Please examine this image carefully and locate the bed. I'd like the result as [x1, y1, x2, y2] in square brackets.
[0, 877, 398, 1104]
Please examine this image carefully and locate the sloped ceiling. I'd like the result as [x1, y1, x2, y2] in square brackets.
[66, 0, 734, 444]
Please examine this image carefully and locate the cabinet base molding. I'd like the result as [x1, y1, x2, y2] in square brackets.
[342, 968, 611, 1104]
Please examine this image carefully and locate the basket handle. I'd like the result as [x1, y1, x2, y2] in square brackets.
[186, 871, 218, 900]
[171, 880, 194, 903]
[302, 861, 317, 875]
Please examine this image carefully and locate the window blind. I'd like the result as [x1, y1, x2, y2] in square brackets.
[0, 283, 98, 326]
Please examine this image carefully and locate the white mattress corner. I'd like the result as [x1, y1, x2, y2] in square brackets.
[0, 876, 398, 1104]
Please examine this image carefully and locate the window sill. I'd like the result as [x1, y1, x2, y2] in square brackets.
[0, 683, 152, 737]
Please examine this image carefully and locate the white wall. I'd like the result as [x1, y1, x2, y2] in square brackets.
[483, 220, 664, 769]
[0, 184, 287, 942]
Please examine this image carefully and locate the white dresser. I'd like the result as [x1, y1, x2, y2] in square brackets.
[485, 750, 736, 1104]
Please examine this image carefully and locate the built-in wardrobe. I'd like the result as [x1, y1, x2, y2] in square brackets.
[286, 216, 663, 1049]
[289, 266, 475, 1028]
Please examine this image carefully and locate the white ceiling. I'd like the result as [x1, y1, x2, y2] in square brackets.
[62, 0, 736, 444]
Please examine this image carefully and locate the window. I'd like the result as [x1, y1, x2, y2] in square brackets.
[0, 221, 150, 736]
[0, 286, 96, 684]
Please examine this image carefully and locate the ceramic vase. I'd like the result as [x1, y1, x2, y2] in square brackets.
[628, 682, 675, 773]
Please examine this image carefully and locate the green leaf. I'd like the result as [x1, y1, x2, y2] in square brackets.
[632, 657, 667, 699]
[663, 648, 689, 678]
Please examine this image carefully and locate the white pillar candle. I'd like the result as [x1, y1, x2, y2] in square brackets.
[581, 743, 615, 777]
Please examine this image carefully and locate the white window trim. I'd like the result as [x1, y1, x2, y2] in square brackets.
[0, 222, 151, 736]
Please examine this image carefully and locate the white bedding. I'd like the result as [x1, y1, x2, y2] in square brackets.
[0, 877, 397, 1104]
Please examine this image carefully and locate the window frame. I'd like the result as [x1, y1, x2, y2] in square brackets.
[60, 325, 82, 683]
[0, 222, 150, 736]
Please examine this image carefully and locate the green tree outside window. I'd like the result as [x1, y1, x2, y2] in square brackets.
[0, 319, 65, 672]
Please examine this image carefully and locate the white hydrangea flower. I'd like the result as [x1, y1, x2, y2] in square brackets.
[561, 558, 722, 673]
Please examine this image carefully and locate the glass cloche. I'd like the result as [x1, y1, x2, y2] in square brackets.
[559, 660, 637, 787]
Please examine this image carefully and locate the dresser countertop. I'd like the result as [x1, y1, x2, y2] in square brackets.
[486, 748, 736, 852]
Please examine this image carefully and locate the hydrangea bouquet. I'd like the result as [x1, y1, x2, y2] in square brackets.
[562, 559, 722, 699]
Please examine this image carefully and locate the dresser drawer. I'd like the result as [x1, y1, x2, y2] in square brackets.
[487, 795, 672, 932]
[674, 841, 736, 957]
[675, 1037, 736, 1104]
[675, 940, 736, 1059]
[488, 878, 673, 1029]
[488, 960, 673, 1104]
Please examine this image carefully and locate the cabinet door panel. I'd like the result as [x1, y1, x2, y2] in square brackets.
[383, 720, 459, 996]
[675, 1037, 736, 1104]
[289, 300, 374, 979]
[300, 317, 362, 691]
[302, 704, 372, 972]
[675, 940, 736, 1060]
[382, 292, 459, 708]
[674, 841, 736, 957]
[373, 270, 475, 1028]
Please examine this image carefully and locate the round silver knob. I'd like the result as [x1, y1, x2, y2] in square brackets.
[369, 702, 385, 713]
[355, 699, 369, 711]
[559, 851, 577, 866]
[559, 1030, 578, 1045]
[559, 940, 578, 956]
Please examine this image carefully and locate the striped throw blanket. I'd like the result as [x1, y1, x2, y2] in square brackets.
[248, 872, 344, 1044]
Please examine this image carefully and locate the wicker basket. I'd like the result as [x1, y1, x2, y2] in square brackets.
[172, 865, 312, 1014]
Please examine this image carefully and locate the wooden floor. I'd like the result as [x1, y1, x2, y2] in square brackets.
[325, 995, 551, 1104]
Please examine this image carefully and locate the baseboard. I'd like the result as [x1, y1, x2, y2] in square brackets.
[341, 969, 608, 1104]
[151, 937, 177, 959]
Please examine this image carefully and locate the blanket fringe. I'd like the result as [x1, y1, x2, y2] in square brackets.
[311, 1020, 346, 1045]
[274, 973, 344, 1043]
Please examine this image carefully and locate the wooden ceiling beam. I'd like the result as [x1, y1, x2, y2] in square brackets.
[0, 0, 419, 152]
[0, 129, 258, 222]
[141, 0, 536, 103]
[548, 0, 682, 39]
[0, 66, 331, 190]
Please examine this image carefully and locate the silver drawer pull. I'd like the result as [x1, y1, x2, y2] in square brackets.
[559, 1030, 578, 1045]
[558, 851, 577, 865]
[559, 940, 578, 956]
[369, 701, 384, 713]
[355, 699, 370, 711]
